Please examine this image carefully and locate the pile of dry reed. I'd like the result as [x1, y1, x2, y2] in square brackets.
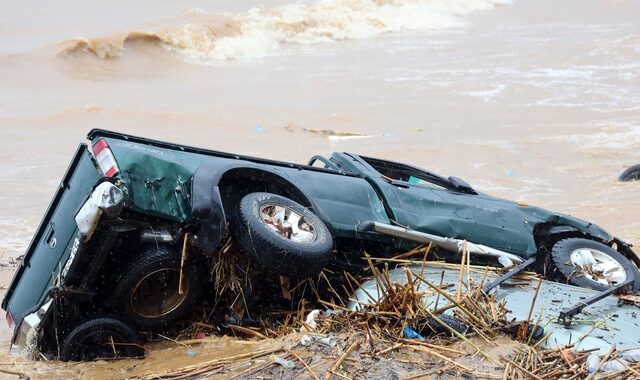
[140, 243, 640, 379]
[503, 344, 640, 379]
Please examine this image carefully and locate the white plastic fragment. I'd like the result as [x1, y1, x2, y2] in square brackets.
[301, 309, 321, 332]
[299, 334, 337, 348]
[317, 337, 337, 347]
[621, 348, 640, 362]
[273, 355, 295, 368]
[600, 359, 629, 373]
[300, 334, 313, 346]
[586, 353, 600, 373]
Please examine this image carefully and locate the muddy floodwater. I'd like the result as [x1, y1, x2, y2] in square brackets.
[1, 0, 639, 377]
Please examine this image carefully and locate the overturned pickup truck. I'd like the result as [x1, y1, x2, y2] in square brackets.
[3, 129, 639, 360]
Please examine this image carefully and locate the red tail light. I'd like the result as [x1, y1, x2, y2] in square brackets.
[92, 139, 120, 177]
[6, 311, 14, 329]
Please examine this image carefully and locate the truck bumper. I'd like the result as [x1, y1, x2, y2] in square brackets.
[10, 300, 52, 359]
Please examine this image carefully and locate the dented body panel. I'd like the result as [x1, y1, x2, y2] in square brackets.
[329, 152, 611, 256]
[91, 131, 391, 244]
[380, 186, 608, 256]
[90, 129, 611, 257]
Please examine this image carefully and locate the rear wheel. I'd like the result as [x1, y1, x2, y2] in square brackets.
[59, 317, 143, 361]
[549, 238, 639, 291]
[231, 192, 333, 278]
[113, 245, 201, 329]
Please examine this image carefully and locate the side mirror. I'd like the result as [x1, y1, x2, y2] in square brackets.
[448, 176, 477, 195]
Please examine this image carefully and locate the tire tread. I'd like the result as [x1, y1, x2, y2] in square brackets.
[59, 317, 143, 361]
[231, 192, 332, 278]
[549, 237, 638, 291]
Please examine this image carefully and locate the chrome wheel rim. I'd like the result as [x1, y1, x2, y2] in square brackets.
[130, 268, 188, 318]
[569, 248, 627, 286]
[259, 203, 317, 243]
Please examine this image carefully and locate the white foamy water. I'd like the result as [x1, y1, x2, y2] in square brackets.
[175, 0, 510, 61]
[61, 0, 511, 62]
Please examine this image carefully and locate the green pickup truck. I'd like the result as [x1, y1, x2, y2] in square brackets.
[3, 129, 638, 361]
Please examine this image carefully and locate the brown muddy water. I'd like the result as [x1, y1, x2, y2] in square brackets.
[0, 0, 639, 377]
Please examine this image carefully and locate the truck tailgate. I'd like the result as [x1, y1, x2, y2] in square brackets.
[2, 144, 101, 327]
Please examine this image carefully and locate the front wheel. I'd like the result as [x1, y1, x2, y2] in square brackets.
[231, 192, 333, 278]
[548, 238, 639, 291]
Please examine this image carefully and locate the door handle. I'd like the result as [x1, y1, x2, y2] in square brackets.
[44, 223, 57, 249]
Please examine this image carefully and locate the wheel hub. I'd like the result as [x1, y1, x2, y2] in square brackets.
[130, 268, 188, 318]
[259, 203, 317, 243]
[569, 248, 627, 286]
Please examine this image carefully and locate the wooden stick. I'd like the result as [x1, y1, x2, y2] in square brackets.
[465, 241, 471, 288]
[455, 242, 467, 302]
[227, 324, 268, 339]
[402, 363, 453, 380]
[172, 338, 260, 345]
[288, 349, 320, 380]
[179, 233, 189, 295]
[0, 369, 26, 378]
[398, 339, 465, 355]
[500, 356, 544, 380]
[525, 278, 543, 325]
[433, 271, 445, 311]
[134, 346, 284, 379]
[325, 340, 360, 380]
[405, 344, 474, 372]
[418, 242, 433, 277]
[390, 244, 428, 260]
[409, 270, 488, 329]
[376, 343, 402, 356]
[559, 347, 578, 376]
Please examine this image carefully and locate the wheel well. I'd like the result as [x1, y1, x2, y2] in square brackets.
[535, 227, 587, 252]
[218, 168, 312, 218]
[533, 223, 589, 275]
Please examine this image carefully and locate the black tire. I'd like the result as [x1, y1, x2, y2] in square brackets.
[59, 317, 143, 361]
[112, 245, 201, 329]
[619, 164, 640, 182]
[549, 238, 639, 291]
[418, 314, 468, 337]
[527, 324, 545, 342]
[231, 192, 333, 278]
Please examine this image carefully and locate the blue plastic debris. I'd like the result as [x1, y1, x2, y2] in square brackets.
[255, 125, 266, 132]
[403, 326, 424, 340]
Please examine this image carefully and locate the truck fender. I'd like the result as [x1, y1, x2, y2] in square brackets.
[535, 224, 640, 267]
[190, 162, 332, 255]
